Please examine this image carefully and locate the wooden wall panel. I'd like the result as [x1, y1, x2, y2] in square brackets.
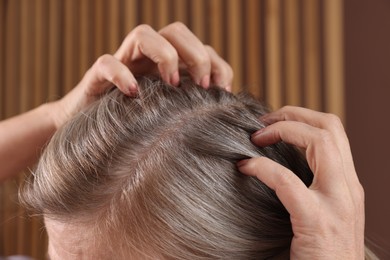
[80, 0, 91, 73]
[191, 0, 206, 41]
[0, 1, 4, 254]
[173, 0, 189, 25]
[0, 0, 345, 258]
[265, 0, 282, 109]
[156, 0, 170, 28]
[94, 0, 105, 58]
[245, 0, 262, 98]
[140, 0, 155, 26]
[47, 0, 61, 100]
[303, 0, 321, 110]
[324, 0, 345, 120]
[2, 1, 20, 254]
[33, 0, 48, 106]
[227, 0, 243, 92]
[108, 0, 121, 54]
[123, 0, 138, 35]
[208, 0, 224, 58]
[284, 0, 301, 106]
[0, 0, 4, 118]
[63, 0, 78, 93]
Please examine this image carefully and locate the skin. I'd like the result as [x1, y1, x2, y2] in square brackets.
[45, 219, 92, 260]
[238, 106, 365, 259]
[0, 22, 364, 259]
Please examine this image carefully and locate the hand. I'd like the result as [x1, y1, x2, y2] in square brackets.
[52, 22, 233, 129]
[238, 106, 365, 259]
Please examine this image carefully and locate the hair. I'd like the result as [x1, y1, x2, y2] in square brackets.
[21, 77, 314, 259]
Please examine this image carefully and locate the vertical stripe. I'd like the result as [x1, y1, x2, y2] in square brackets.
[227, 0, 242, 92]
[157, 0, 170, 29]
[0, 0, 5, 117]
[33, 0, 48, 106]
[190, 0, 205, 41]
[48, 0, 61, 99]
[265, 0, 282, 109]
[303, 0, 321, 110]
[19, 0, 34, 111]
[140, 0, 154, 26]
[94, 0, 105, 56]
[173, 0, 188, 24]
[208, 0, 223, 55]
[245, 0, 262, 98]
[108, 0, 121, 54]
[0, 15, 4, 255]
[4, 0, 20, 117]
[63, 0, 76, 93]
[80, 0, 92, 73]
[324, 0, 345, 120]
[123, 0, 138, 34]
[284, 0, 301, 106]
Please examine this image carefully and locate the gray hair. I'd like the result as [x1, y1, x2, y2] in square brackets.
[21, 77, 313, 259]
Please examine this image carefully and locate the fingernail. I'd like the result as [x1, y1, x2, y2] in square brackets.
[170, 71, 180, 86]
[127, 83, 138, 96]
[225, 85, 232, 92]
[252, 128, 266, 138]
[200, 75, 210, 88]
[129, 82, 138, 91]
[237, 159, 250, 168]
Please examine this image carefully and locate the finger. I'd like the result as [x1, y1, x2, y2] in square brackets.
[238, 157, 314, 218]
[205, 45, 233, 91]
[85, 54, 137, 96]
[261, 106, 346, 137]
[260, 106, 359, 185]
[114, 24, 180, 86]
[159, 22, 211, 88]
[251, 121, 348, 190]
[252, 121, 329, 148]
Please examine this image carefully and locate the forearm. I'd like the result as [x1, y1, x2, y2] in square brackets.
[0, 102, 59, 182]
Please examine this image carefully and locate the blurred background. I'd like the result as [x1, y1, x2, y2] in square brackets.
[0, 0, 389, 259]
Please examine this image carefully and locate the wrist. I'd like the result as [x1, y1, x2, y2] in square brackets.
[42, 100, 70, 131]
[48, 85, 87, 130]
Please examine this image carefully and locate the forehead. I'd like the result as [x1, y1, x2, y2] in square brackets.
[45, 217, 96, 259]
[44, 218, 144, 259]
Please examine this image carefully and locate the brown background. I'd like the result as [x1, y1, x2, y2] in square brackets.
[345, 0, 390, 258]
[0, 0, 389, 258]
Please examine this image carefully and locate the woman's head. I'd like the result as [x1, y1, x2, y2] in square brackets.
[22, 77, 313, 259]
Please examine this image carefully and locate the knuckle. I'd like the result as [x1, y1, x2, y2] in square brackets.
[160, 49, 179, 65]
[167, 21, 189, 33]
[280, 105, 295, 113]
[95, 54, 113, 68]
[275, 106, 293, 121]
[276, 167, 295, 187]
[130, 24, 153, 38]
[189, 51, 210, 68]
[278, 106, 293, 117]
[325, 113, 343, 129]
[134, 24, 153, 33]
